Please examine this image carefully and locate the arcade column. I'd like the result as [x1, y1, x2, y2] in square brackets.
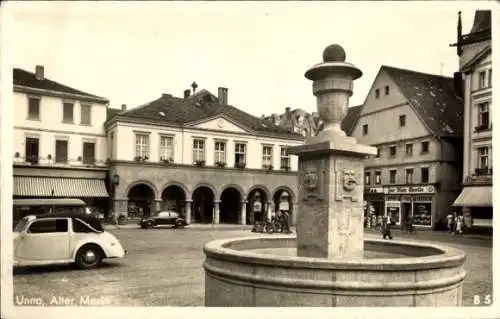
[240, 200, 248, 225]
[185, 200, 193, 224]
[213, 200, 220, 224]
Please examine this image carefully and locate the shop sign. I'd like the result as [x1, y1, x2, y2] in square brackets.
[366, 187, 384, 193]
[386, 185, 435, 194]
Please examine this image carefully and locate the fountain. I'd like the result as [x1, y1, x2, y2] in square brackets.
[203, 44, 466, 307]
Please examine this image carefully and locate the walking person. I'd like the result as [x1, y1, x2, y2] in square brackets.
[381, 216, 393, 240]
[446, 211, 454, 234]
[456, 214, 464, 235]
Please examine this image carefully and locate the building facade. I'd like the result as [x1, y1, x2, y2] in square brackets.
[351, 65, 463, 230]
[13, 66, 111, 215]
[105, 86, 304, 225]
[264, 105, 362, 139]
[451, 10, 492, 228]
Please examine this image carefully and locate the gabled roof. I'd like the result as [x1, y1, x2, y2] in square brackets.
[107, 108, 123, 121]
[343, 105, 363, 134]
[13, 68, 108, 102]
[382, 65, 463, 137]
[461, 45, 492, 72]
[108, 90, 304, 139]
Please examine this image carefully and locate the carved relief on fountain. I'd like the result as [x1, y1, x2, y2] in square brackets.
[334, 160, 361, 202]
[300, 159, 325, 201]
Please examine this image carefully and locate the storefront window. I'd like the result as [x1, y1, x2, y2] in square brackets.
[413, 201, 432, 226]
[385, 201, 401, 225]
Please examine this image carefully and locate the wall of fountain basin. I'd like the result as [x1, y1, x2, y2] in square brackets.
[203, 236, 467, 307]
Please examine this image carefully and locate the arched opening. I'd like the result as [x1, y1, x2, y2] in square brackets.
[192, 186, 214, 223]
[246, 189, 268, 224]
[161, 185, 187, 215]
[273, 189, 294, 226]
[127, 183, 155, 219]
[220, 188, 241, 224]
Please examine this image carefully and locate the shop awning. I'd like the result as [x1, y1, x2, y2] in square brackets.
[452, 186, 492, 207]
[14, 176, 109, 198]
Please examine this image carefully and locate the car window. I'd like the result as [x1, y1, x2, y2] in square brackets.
[28, 219, 68, 234]
[73, 218, 95, 233]
[170, 212, 178, 218]
[158, 212, 169, 218]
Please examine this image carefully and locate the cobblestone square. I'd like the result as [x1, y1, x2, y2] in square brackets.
[13, 228, 492, 307]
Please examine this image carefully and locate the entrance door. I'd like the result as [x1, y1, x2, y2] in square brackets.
[401, 202, 412, 229]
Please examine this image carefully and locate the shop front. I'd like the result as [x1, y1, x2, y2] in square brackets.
[364, 187, 385, 228]
[385, 185, 436, 229]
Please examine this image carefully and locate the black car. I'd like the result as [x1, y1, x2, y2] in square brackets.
[139, 211, 188, 229]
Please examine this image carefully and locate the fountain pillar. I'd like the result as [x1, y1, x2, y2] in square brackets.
[289, 44, 376, 259]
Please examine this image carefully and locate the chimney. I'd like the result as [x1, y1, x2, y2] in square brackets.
[35, 65, 44, 81]
[191, 81, 198, 94]
[121, 104, 127, 112]
[184, 89, 191, 99]
[218, 87, 228, 105]
[285, 107, 291, 114]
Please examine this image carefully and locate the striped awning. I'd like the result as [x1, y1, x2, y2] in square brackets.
[14, 176, 109, 198]
[452, 186, 492, 207]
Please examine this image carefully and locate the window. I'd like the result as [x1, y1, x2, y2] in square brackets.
[262, 145, 273, 167]
[80, 104, 92, 125]
[63, 102, 74, 123]
[375, 89, 380, 99]
[55, 139, 68, 163]
[376, 147, 381, 158]
[82, 142, 96, 165]
[28, 219, 68, 234]
[389, 170, 397, 184]
[135, 134, 150, 159]
[487, 69, 492, 87]
[389, 146, 396, 157]
[421, 167, 429, 183]
[421, 141, 429, 154]
[478, 102, 490, 128]
[399, 115, 406, 127]
[214, 141, 226, 163]
[192, 139, 205, 162]
[234, 143, 246, 165]
[25, 137, 39, 164]
[280, 147, 290, 169]
[405, 144, 413, 156]
[73, 219, 95, 233]
[362, 124, 368, 135]
[385, 85, 390, 95]
[364, 172, 371, 185]
[478, 147, 489, 169]
[406, 169, 414, 184]
[375, 171, 381, 185]
[479, 71, 487, 89]
[159, 136, 174, 161]
[28, 97, 40, 120]
[109, 132, 114, 159]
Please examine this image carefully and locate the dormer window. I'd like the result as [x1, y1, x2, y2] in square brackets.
[375, 89, 380, 99]
[479, 71, 487, 89]
[385, 85, 390, 95]
[362, 124, 368, 135]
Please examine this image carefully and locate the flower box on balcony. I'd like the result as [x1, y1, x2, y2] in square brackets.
[281, 166, 291, 171]
[195, 160, 206, 167]
[134, 156, 148, 162]
[262, 164, 273, 171]
[474, 167, 491, 176]
[161, 157, 174, 164]
[215, 161, 226, 168]
[474, 124, 491, 132]
[235, 162, 246, 169]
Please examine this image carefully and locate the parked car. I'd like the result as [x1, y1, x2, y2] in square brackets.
[139, 211, 187, 229]
[13, 212, 127, 269]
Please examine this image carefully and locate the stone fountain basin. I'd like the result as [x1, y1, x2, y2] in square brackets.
[203, 236, 467, 307]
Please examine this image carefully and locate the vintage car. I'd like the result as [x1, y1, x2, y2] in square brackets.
[13, 212, 127, 269]
[139, 211, 188, 229]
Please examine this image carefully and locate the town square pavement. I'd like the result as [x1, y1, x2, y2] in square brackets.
[13, 226, 492, 307]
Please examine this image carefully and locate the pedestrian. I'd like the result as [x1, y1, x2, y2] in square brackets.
[446, 211, 454, 233]
[456, 214, 464, 235]
[282, 211, 291, 233]
[406, 215, 414, 233]
[381, 216, 393, 240]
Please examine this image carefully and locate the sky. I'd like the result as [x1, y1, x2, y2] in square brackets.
[6, 1, 490, 117]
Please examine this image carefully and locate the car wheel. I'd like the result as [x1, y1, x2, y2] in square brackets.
[146, 220, 154, 229]
[75, 244, 103, 269]
[175, 220, 185, 228]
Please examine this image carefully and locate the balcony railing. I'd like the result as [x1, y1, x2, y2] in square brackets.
[474, 124, 492, 133]
[475, 167, 493, 176]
